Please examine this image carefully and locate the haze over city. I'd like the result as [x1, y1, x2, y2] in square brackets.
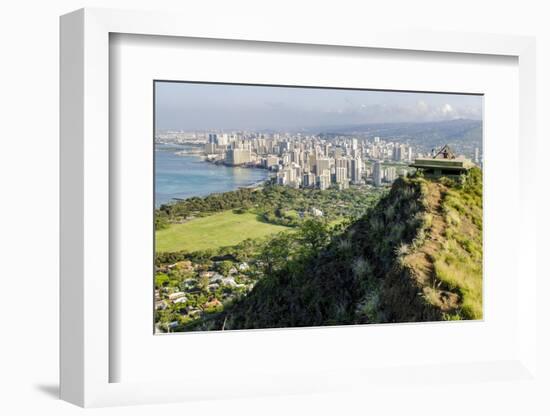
[155, 81, 483, 132]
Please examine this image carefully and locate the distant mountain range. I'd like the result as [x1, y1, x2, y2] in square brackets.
[318, 119, 483, 156]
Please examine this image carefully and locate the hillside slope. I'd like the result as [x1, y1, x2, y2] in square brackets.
[381, 169, 483, 322]
[188, 169, 483, 331]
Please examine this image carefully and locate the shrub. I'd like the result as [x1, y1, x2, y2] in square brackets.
[352, 256, 371, 278]
[155, 273, 170, 288]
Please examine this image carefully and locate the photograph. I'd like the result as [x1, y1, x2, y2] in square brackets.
[153, 81, 483, 333]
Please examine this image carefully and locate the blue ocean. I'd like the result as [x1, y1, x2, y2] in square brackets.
[155, 144, 270, 206]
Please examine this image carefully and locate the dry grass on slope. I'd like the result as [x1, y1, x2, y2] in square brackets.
[401, 170, 483, 320]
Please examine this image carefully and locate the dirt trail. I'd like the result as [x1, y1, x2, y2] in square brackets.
[403, 182, 460, 313]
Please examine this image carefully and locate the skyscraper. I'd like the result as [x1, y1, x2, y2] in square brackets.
[316, 158, 331, 176]
[276, 170, 288, 185]
[393, 144, 401, 161]
[218, 134, 229, 146]
[335, 166, 348, 184]
[205, 142, 216, 154]
[302, 172, 315, 188]
[385, 167, 396, 182]
[317, 169, 331, 190]
[225, 148, 251, 166]
[373, 161, 382, 187]
[351, 157, 363, 184]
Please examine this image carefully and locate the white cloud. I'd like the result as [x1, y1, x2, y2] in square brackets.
[441, 103, 454, 115]
[416, 100, 429, 113]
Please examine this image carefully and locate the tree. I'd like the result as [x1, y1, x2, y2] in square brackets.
[258, 232, 295, 276]
[155, 214, 170, 230]
[297, 219, 330, 254]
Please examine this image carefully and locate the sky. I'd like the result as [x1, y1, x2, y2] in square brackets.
[155, 81, 483, 132]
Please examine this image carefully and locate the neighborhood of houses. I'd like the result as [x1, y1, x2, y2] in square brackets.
[155, 258, 254, 332]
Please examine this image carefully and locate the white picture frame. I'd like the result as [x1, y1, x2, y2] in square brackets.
[60, 7, 538, 408]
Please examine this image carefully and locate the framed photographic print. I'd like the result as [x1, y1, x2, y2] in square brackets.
[60, 8, 538, 408]
[152, 81, 483, 334]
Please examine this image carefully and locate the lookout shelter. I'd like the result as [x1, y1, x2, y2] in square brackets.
[409, 145, 474, 177]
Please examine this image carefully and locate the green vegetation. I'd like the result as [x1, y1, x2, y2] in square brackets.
[154, 182, 386, 332]
[155, 183, 385, 230]
[154, 169, 483, 332]
[386, 168, 483, 322]
[433, 168, 483, 319]
[155, 211, 290, 252]
[196, 176, 429, 330]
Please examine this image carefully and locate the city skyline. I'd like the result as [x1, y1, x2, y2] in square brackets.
[154, 82, 483, 333]
[155, 82, 483, 132]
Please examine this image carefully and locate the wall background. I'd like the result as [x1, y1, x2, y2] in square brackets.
[0, 1, 548, 414]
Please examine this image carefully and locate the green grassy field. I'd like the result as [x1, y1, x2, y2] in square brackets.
[156, 211, 291, 253]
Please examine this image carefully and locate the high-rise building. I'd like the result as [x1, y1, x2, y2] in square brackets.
[317, 169, 331, 190]
[200, 131, 426, 191]
[291, 163, 302, 184]
[373, 161, 382, 187]
[385, 167, 396, 182]
[316, 158, 331, 175]
[287, 166, 296, 183]
[266, 155, 280, 169]
[371, 144, 381, 160]
[280, 141, 290, 152]
[335, 157, 347, 170]
[474, 147, 480, 164]
[351, 157, 363, 184]
[282, 153, 291, 165]
[276, 170, 288, 185]
[393, 144, 407, 161]
[205, 143, 216, 154]
[225, 148, 251, 166]
[393, 145, 399, 161]
[335, 166, 348, 184]
[218, 134, 229, 146]
[303, 172, 315, 188]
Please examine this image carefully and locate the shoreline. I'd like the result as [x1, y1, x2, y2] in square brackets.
[155, 148, 271, 206]
[168, 146, 268, 171]
[202, 154, 268, 171]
